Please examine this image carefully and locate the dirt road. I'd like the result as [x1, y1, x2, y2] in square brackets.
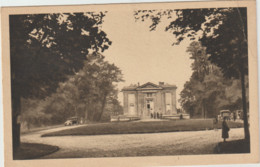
[21, 125, 244, 158]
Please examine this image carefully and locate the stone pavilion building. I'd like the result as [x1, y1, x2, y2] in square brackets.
[121, 82, 177, 118]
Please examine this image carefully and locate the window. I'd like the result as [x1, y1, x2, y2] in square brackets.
[128, 94, 135, 115]
[166, 93, 172, 112]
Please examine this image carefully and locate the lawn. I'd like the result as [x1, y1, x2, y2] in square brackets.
[13, 143, 59, 160]
[215, 139, 250, 153]
[42, 119, 243, 137]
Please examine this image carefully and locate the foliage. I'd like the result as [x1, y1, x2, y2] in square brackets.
[73, 53, 124, 121]
[10, 12, 112, 100]
[21, 53, 124, 126]
[20, 98, 51, 129]
[179, 42, 248, 118]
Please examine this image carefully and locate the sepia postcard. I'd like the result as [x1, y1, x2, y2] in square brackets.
[1, 0, 259, 167]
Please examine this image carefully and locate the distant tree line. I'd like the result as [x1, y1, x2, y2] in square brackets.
[179, 42, 248, 118]
[20, 52, 124, 129]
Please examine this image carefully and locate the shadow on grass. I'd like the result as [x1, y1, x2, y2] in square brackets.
[13, 143, 59, 160]
[214, 139, 250, 154]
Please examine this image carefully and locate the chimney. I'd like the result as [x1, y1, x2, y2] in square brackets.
[159, 82, 164, 86]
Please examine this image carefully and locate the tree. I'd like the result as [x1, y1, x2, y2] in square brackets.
[20, 98, 51, 130]
[39, 53, 124, 123]
[75, 53, 124, 121]
[179, 81, 197, 117]
[10, 12, 112, 150]
[180, 41, 229, 118]
[105, 89, 124, 117]
[135, 8, 250, 140]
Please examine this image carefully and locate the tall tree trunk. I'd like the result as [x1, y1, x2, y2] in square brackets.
[86, 100, 95, 121]
[84, 104, 88, 123]
[97, 94, 107, 121]
[204, 102, 207, 119]
[240, 69, 250, 141]
[202, 103, 204, 119]
[12, 94, 21, 155]
[202, 100, 206, 119]
[74, 106, 78, 117]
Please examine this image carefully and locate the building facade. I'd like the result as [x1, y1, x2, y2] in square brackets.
[121, 82, 177, 118]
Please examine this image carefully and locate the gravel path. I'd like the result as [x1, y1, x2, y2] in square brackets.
[21, 125, 244, 158]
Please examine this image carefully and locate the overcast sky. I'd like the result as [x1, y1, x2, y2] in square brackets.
[102, 9, 193, 108]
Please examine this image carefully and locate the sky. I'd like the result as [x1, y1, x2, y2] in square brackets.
[101, 9, 193, 108]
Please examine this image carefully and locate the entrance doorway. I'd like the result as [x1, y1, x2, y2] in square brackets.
[146, 100, 154, 116]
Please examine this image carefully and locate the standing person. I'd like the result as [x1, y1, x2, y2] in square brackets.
[180, 114, 183, 120]
[222, 117, 230, 142]
[233, 112, 237, 121]
[213, 116, 218, 130]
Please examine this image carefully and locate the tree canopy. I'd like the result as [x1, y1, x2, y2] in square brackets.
[180, 42, 248, 118]
[10, 12, 112, 99]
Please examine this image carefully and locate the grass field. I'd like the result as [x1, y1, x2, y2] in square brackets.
[13, 143, 59, 160]
[42, 119, 243, 137]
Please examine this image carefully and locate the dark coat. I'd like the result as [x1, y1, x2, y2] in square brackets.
[222, 121, 230, 139]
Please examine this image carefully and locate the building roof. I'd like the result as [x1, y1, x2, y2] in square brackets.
[121, 82, 177, 91]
